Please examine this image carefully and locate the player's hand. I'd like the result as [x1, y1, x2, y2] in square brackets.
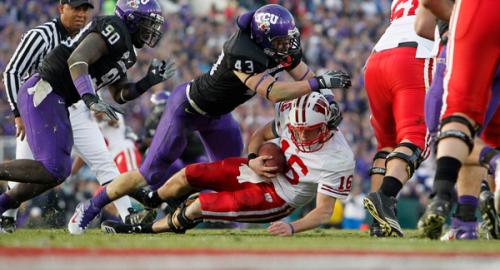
[268, 221, 294, 236]
[82, 94, 123, 121]
[313, 70, 351, 89]
[14, 116, 26, 141]
[145, 58, 176, 86]
[248, 156, 278, 179]
[327, 100, 343, 129]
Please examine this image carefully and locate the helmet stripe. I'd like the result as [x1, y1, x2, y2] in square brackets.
[301, 93, 310, 123]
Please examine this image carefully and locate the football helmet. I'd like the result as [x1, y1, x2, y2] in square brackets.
[115, 0, 165, 48]
[288, 93, 333, 153]
[250, 4, 300, 61]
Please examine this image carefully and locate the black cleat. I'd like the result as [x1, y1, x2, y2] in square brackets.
[369, 219, 385, 237]
[101, 220, 147, 234]
[363, 192, 404, 237]
[125, 208, 157, 225]
[479, 189, 500, 239]
[418, 197, 451, 240]
[0, 216, 16, 234]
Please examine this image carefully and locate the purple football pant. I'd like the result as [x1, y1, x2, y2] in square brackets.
[425, 45, 447, 134]
[425, 46, 500, 133]
[17, 74, 73, 182]
[140, 82, 244, 186]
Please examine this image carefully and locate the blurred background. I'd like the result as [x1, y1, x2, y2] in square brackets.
[0, 0, 435, 231]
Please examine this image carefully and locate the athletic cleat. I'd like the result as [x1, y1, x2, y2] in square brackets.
[68, 200, 101, 235]
[0, 216, 16, 234]
[101, 220, 146, 234]
[479, 189, 500, 239]
[440, 217, 479, 241]
[418, 197, 451, 240]
[369, 219, 385, 237]
[363, 192, 404, 237]
[125, 208, 157, 225]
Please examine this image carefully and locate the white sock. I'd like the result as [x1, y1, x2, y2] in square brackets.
[112, 196, 133, 222]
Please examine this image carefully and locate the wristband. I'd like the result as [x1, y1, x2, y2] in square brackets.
[247, 153, 258, 160]
[73, 74, 95, 97]
[308, 78, 319, 92]
[288, 223, 295, 235]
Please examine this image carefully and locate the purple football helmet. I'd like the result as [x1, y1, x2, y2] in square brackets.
[115, 0, 165, 48]
[250, 4, 300, 61]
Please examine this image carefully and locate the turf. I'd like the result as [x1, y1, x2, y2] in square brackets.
[1, 229, 499, 253]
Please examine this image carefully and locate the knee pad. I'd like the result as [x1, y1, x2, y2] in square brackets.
[385, 142, 423, 178]
[437, 115, 477, 153]
[368, 151, 390, 176]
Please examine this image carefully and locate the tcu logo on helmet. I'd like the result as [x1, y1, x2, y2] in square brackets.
[254, 12, 279, 24]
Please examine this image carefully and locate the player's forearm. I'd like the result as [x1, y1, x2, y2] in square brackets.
[247, 122, 275, 155]
[421, 0, 453, 21]
[288, 61, 315, 81]
[290, 207, 333, 234]
[262, 80, 312, 103]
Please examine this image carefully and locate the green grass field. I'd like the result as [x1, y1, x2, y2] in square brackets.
[1, 229, 499, 253]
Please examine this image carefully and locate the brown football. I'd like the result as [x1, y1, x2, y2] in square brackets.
[258, 142, 287, 174]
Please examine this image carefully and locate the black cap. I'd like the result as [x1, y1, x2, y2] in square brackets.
[60, 0, 94, 9]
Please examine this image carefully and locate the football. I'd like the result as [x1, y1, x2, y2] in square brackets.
[257, 142, 287, 174]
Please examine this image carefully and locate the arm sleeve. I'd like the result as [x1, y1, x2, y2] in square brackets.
[317, 167, 354, 201]
[3, 31, 47, 116]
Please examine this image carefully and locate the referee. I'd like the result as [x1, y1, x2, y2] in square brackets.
[1, 0, 143, 233]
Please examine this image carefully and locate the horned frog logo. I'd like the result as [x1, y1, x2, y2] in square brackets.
[127, 0, 139, 9]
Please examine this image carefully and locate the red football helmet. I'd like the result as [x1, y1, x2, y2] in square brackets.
[288, 93, 333, 152]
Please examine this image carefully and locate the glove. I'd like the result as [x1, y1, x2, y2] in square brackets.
[82, 94, 124, 121]
[310, 70, 351, 90]
[327, 100, 343, 129]
[142, 58, 176, 87]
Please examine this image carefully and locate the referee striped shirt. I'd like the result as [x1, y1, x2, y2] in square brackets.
[2, 18, 69, 117]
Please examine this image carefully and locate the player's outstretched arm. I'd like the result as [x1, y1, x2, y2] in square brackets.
[234, 69, 351, 103]
[108, 58, 176, 104]
[268, 193, 336, 236]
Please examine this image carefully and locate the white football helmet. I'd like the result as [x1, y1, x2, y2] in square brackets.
[288, 92, 333, 152]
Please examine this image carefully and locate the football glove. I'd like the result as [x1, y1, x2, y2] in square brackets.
[82, 94, 123, 121]
[313, 70, 351, 89]
[144, 58, 176, 87]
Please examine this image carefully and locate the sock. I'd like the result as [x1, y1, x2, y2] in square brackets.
[92, 187, 112, 209]
[379, 176, 403, 198]
[455, 195, 478, 222]
[147, 191, 164, 208]
[0, 194, 20, 216]
[433, 157, 461, 201]
[112, 196, 133, 222]
[139, 223, 155, 233]
[479, 147, 500, 174]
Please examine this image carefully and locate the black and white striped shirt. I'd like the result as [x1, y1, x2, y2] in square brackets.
[2, 18, 69, 117]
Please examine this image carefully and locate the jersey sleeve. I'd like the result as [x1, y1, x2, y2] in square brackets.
[317, 167, 354, 200]
[92, 17, 130, 53]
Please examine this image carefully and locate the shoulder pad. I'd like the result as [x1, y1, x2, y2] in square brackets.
[93, 16, 132, 53]
[223, 30, 268, 74]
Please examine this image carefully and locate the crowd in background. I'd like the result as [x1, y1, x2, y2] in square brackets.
[0, 0, 434, 229]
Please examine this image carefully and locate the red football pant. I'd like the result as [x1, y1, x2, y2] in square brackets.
[185, 158, 294, 223]
[442, 0, 500, 125]
[365, 47, 432, 151]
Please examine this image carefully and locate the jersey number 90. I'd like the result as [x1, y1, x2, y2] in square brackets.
[101, 25, 120, 45]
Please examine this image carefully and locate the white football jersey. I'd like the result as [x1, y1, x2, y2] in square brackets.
[373, 0, 433, 58]
[271, 102, 356, 208]
[97, 114, 136, 159]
